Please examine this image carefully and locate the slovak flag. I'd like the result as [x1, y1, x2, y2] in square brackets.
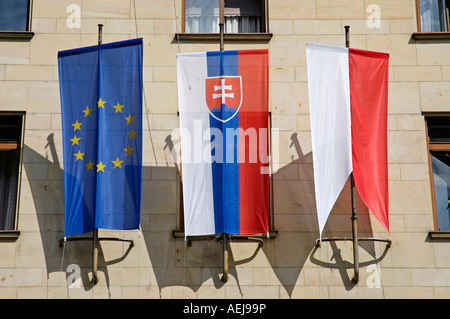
[306, 43, 390, 237]
[177, 49, 269, 237]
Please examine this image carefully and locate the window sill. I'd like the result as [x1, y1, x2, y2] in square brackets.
[0, 31, 34, 41]
[0, 230, 20, 241]
[174, 33, 273, 43]
[412, 32, 450, 40]
[429, 231, 450, 240]
[172, 230, 277, 240]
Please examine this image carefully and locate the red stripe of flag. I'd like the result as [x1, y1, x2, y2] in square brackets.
[349, 48, 390, 232]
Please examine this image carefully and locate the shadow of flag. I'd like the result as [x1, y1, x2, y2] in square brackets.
[58, 38, 143, 237]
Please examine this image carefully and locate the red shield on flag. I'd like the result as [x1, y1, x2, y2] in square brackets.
[205, 76, 242, 123]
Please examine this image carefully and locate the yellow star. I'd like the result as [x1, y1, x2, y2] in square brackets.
[96, 161, 106, 172]
[124, 145, 134, 156]
[83, 106, 92, 117]
[113, 102, 124, 113]
[85, 160, 94, 171]
[70, 135, 81, 146]
[97, 98, 107, 108]
[112, 157, 124, 168]
[74, 150, 85, 161]
[72, 120, 82, 131]
[127, 129, 137, 139]
[125, 114, 135, 125]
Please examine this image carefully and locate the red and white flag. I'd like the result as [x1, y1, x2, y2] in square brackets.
[306, 43, 389, 237]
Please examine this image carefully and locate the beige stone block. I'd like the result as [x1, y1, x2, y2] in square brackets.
[33, 0, 81, 18]
[142, 35, 178, 67]
[5, 65, 54, 82]
[27, 82, 61, 113]
[433, 243, 450, 268]
[82, 0, 131, 18]
[270, 82, 306, 115]
[317, 34, 367, 49]
[317, 0, 365, 19]
[144, 82, 178, 114]
[56, 18, 105, 34]
[0, 288, 17, 298]
[341, 19, 390, 35]
[383, 286, 434, 298]
[393, 66, 442, 82]
[294, 20, 342, 34]
[417, 41, 450, 65]
[366, 0, 415, 19]
[434, 287, 450, 298]
[390, 19, 417, 34]
[269, 35, 316, 67]
[389, 181, 432, 215]
[141, 180, 176, 215]
[272, 114, 296, 131]
[103, 19, 137, 34]
[420, 82, 450, 112]
[0, 81, 28, 110]
[24, 113, 52, 130]
[0, 268, 43, 287]
[150, 113, 178, 130]
[404, 214, 433, 232]
[388, 131, 428, 164]
[269, 67, 295, 82]
[400, 164, 429, 181]
[0, 65, 4, 81]
[388, 82, 421, 114]
[0, 242, 16, 267]
[412, 269, 450, 287]
[133, 0, 178, 19]
[443, 66, 450, 81]
[154, 19, 177, 34]
[367, 35, 417, 65]
[384, 233, 435, 268]
[30, 34, 80, 65]
[396, 115, 424, 131]
[389, 163, 401, 180]
[0, 42, 30, 64]
[269, 20, 294, 34]
[296, 115, 311, 131]
[31, 18, 57, 33]
[270, 0, 316, 19]
[153, 67, 177, 82]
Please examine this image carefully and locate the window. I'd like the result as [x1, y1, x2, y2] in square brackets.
[183, 0, 267, 34]
[0, 113, 25, 233]
[0, 0, 32, 32]
[417, 0, 450, 32]
[425, 116, 450, 232]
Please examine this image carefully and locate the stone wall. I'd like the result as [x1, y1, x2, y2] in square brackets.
[0, 0, 449, 299]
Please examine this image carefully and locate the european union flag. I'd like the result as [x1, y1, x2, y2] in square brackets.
[58, 38, 143, 237]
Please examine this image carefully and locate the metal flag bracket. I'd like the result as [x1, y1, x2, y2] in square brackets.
[314, 26, 391, 284]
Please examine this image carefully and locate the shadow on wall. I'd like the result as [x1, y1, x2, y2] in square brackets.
[23, 131, 389, 298]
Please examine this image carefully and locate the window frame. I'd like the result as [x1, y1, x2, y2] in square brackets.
[0, 112, 26, 240]
[177, 0, 272, 43]
[0, 0, 34, 40]
[425, 115, 450, 239]
[414, 0, 450, 40]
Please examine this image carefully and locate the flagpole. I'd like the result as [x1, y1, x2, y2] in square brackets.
[345, 25, 360, 284]
[218, 1, 228, 282]
[91, 23, 104, 285]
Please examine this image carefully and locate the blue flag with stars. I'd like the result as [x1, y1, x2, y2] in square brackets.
[58, 38, 143, 237]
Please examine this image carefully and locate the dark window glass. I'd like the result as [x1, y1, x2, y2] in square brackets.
[0, 0, 29, 31]
[431, 151, 450, 231]
[0, 115, 23, 231]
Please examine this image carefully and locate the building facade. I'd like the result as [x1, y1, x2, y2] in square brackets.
[0, 0, 449, 299]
